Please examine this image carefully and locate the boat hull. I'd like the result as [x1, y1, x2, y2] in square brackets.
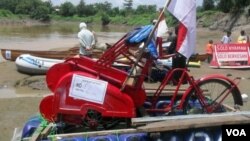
[1, 48, 103, 61]
[15, 54, 64, 75]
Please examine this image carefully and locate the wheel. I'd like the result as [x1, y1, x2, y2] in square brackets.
[183, 79, 242, 114]
[55, 110, 126, 133]
[82, 109, 124, 130]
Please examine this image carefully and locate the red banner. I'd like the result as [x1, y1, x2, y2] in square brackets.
[210, 43, 250, 68]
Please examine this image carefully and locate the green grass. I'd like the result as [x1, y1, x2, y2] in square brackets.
[0, 10, 223, 27]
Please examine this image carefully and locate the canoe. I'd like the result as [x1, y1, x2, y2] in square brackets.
[1, 48, 103, 61]
[15, 54, 64, 75]
[1, 48, 77, 61]
[189, 53, 208, 62]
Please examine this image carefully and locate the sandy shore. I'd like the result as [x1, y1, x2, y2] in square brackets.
[1, 29, 250, 140]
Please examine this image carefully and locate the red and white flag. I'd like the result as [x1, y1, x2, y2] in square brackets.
[167, 0, 196, 59]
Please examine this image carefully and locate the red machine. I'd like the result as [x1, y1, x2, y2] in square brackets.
[39, 25, 243, 130]
[40, 33, 154, 129]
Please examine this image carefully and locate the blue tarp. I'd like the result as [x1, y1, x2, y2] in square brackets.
[126, 25, 158, 59]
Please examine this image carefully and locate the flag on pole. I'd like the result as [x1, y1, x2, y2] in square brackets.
[167, 0, 196, 59]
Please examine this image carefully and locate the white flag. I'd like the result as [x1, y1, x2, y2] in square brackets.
[157, 17, 168, 38]
[167, 0, 196, 59]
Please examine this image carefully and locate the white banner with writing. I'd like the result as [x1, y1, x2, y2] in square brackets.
[69, 74, 108, 104]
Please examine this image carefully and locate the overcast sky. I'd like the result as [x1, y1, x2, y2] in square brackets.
[51, 0, 203, 8]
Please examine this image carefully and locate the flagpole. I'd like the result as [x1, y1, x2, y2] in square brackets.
[120, 0, 172, 91]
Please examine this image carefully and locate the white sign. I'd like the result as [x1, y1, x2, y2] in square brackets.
[69, 74, 108, 104]
[5, 50, 11, 59]
[216, 52, 248, 61]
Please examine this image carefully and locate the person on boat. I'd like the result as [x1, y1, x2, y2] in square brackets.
[221, 31, 232, 44]
[237, 30, 249, 43]
[78, 22, 96, 57]
[205, 39, 213, 63]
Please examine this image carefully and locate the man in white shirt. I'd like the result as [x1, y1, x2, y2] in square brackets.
[78, 22, 96, 57]
[221, 31, 232, 44]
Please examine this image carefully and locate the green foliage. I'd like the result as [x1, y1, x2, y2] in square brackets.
[123, 0, 133, 10]
[217, 0, 233, 13]
[30, 5, 50, 22]
[0, 9, 13, 17]
[59, 2, 76, 17]
[101, 13, 110, 25]
[43, 0, 53, 14]
[0, 0, 18, 13]
[217, 0, 250, 13]
[109, 7, 120, 17]
[203, 0, 215, 11]
[76, 0, 86, 17]
[135, 5, 157, 14]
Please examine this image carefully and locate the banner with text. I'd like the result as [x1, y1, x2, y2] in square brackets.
[210, 43, 250, 68]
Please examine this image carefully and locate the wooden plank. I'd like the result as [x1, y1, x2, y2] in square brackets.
[48, 128, 138, 141]
[28, 123, 53, 141]
[132, 111, 250, 126]
[29, 124, 46, 141]
[40, 123, 54, 138]
[137, 112, 250, 132]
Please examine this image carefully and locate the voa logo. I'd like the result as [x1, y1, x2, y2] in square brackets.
[226, 129, 246, 136]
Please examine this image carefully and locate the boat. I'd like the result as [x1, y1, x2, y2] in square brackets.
[189, 53, 208, 62]
[15, 54, 64, 75]
[1, 48, 103, 61]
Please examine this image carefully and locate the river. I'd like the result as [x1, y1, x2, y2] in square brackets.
[0, 23, 134, 97]
[0, 23, 134, 51]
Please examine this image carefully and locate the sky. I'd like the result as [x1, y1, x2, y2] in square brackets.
[51, 0, 203, 8]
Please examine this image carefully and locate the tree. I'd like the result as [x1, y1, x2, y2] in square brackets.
[83, 4, 96, 16]
[59, 2, 76, 17]
[217, 0, 250, 13]
[136, 5, 156, 14]
[30, 5, 50, 21]
[94, 2, 112, 14]
[43, 0, 53, 14]
[101, 12, 110, 25]
[203, 0, 214, 10]
[109, 7, 120, 17]
[76, 0, 85, 17]
[123, 0, 133, 10]
[0, 0, 18, 13]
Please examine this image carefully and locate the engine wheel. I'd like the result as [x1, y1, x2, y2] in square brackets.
[82, 109, 123, 130]
[183, 79, 242, 114]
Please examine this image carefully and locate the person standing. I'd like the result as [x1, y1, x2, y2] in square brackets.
[237, 30, 249, 43]
[205, 40, 213, 63]
[78, 22, 96, 57]
[167, 24, 187, 85]
[221, 31, 232, 44]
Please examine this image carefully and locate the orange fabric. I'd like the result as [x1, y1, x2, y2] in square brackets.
[206, 43, 213, 55]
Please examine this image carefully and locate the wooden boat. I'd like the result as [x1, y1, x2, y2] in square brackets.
[1, 47, 104, 61]
[15, 54, 64, 75]
[189, 53, 208, 62]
